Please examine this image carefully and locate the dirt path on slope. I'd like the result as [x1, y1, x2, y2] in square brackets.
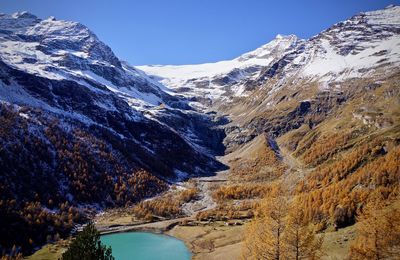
[272, 138, 313, 190]
[181, 169, 228, 216]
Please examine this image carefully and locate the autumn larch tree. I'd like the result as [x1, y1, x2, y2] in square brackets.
[283, 201, 324, 260]
[242, 195, 288, 260]
[348, 200, 400, 260]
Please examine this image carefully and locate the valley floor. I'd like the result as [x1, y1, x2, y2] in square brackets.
[28, 146, 355, 260]
[27, 220, 355, 260]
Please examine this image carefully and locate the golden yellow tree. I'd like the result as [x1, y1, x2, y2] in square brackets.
[349, 200, 400, 259]
[243, 193, 325, 260]
[283, 202, 324, 260]
[242, 195, 288, 260]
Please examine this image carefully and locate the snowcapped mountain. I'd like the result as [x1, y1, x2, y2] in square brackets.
[138, 34, 300, 108]
[0, 5, 398, 199]
[0, 11, 180, 112]
[139, 5, 400, 109]
[0, 11, 226, 220]
[0, 5, 399, 256]
[0, 12, 228, 162]
[219, 5, 400, 151]
[142, 5, 400, 151]
[279, 5, 400, 82]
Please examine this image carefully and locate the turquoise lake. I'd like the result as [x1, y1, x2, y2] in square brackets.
[101, 232, 191, 260]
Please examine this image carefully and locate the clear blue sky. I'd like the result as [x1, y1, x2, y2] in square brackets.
[1, 0, 399, 65]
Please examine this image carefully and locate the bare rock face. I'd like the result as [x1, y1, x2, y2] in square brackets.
[137, 6, 400, 151]
[0, 11, 227, 216]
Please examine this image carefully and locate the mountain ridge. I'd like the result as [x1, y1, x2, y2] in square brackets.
[0, 10, 227, 255]
[139, 5, 400, 109]
[0, 5, 399, 258]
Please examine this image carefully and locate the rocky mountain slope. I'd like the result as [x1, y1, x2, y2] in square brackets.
[0, 11, 225, 255]
[138, 34, 301, 109]
[142, 6, 400, 257]
[141, 5, 400, 150]
[0, 5, 399, 258]
[0, 11, 227, 178]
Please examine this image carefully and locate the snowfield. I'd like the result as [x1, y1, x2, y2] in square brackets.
[138, 5, 400, 103]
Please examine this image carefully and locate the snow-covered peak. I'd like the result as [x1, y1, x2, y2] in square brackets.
[364, 5, 400, 25]
[237, 34, 298, 61]
[11, 11, 38, 19]
[0, 12, 176, 114]
[139, 5, 400, 105]
[137, 34, 300, 105]
[26, 17, 92, 40]
[297, 5, 400, 82]
[0, 12, 121, 68]
[140, 34, 299, 81]
[0, 12, 40, 33]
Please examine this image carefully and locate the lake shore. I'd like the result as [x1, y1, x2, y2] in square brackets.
[95, 212, 246, 260]
[91, 166, 245, 260]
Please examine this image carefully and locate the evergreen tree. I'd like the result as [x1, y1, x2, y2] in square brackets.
[62, 223, 114, 260]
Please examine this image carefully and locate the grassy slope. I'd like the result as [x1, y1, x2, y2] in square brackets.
[205, 72, 400, 259]
[26, 241, 68, 260]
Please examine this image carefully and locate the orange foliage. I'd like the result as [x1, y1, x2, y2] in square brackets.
[295, 144, 400, 228]
[132, 188, 199, 220]
[212, 184, 273, 202]
[301, 132, 352, 166]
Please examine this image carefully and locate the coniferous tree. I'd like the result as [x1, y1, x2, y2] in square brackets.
[62, 222, 114, 260]
[283, 202, 324, 260]
[243, 193, 325, 260]
[242, 195, 288, 260]
[348, 200, 400, 260]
